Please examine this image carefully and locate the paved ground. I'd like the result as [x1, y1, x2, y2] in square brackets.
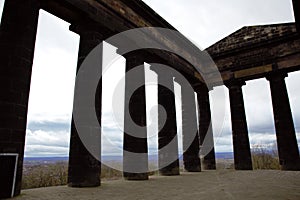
[13, 170, 300, 200]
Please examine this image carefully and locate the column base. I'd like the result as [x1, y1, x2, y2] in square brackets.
[202, 160, 216, 170]
[235, 164, 253, 170]
[281, 160, 300, 171]
[185, 166, 201, 172]
[68, 178, 100, 187]
[160, 169, 180, 176]
[184, 157, 201, 172]
[123, 172, 149, 180]
[68, 163, 101, 187]
[159, 161, 180, 176]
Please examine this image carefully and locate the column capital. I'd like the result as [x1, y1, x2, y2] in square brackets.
[173, 73, 194, 85]
[193, 83, 213, 93]
[123, 50, 147, 63]
[69, 21, 108, 38]
[173, 76, 189, 86]
[225, 79, 246, 89]
[266, 71, 288, 82]
[150, 63, 176, 79]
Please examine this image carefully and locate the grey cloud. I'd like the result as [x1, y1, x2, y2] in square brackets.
[25, 129, 70, 148]
[25, 145, 69, 157]
[27, 121, 71, 132]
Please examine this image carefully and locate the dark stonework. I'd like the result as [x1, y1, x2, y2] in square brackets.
[68, 24, 103, 187]
[123, 52, 148, 180]
[206, 23, 299, 87]
[151, 66, 180, 176]
[266, 72, 300, 170]
[226, 81, 253, 170]
[293, 0, 300, 32]
[175, 78, 201, 172]
[0, 0, 40, 197]
[195, 84, 216, 170]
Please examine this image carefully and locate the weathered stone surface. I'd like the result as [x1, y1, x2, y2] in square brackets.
[207, 23, 297, 58]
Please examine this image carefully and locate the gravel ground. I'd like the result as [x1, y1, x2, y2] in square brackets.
[12, 170, 300, 200]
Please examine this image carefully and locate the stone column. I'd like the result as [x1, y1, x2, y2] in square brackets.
[123, 52, 148, 180]
[68, 24, 104, 187]
[292, 0, 300, 32]
[151, 65, 180, 176]
[175, 78, 201, 172]
[226, 81, 252, 170]
[0, 0, 40, 197]
[195, 84, 216, 170]
[266, 72, 300, 170]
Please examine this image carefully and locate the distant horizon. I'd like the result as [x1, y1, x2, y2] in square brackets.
[23, 152, 236, 162]
[24, 152, 234, 158]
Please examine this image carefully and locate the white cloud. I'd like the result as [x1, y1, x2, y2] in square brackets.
[25, 130, 70, 148]
[24, 129, 70, 157]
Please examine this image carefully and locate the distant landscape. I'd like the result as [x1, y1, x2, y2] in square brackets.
[24, 152, 234, 163]
[22, 150, 280, 189]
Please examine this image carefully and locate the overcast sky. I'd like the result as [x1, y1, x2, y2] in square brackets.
[0, 0, 299, 157]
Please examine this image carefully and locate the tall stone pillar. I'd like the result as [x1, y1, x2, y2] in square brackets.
[68, 24, 103, 187]
[151, 65, 180, 176]
[292, 0, 300, 32]
[175, 78, 201, 172]
[0, 0, 40, 197]
[123, 52, 148, 180]
[266, 72, 300, 170]
[195, 84, 216, 170]
[226, 81, 252, 170]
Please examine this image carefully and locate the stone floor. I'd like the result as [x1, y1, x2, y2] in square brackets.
[12, 170, 300, 200]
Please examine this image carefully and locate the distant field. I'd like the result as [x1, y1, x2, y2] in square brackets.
[23, 152, 234, 163]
